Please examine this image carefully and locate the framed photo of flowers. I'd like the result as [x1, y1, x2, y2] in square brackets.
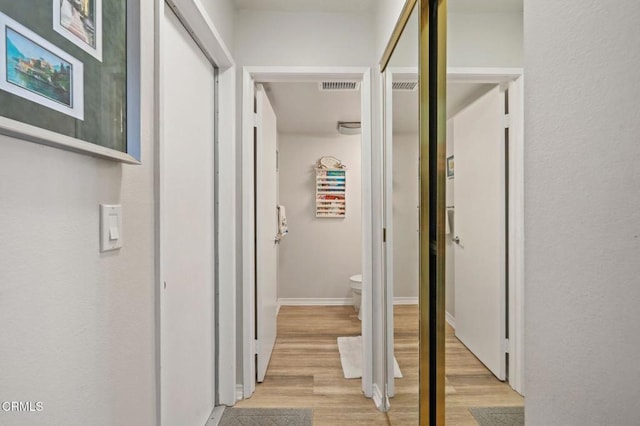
[0, 1, 141, 163]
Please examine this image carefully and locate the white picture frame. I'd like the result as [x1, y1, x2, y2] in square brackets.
[0, 12, 84, 120]
[53, 0, 102, 61]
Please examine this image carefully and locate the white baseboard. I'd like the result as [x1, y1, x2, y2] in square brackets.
[372, 383, 385, 411]
[235, 384, 244, 402]
[277, 297, 419, 307]
[205, 406, 226, 426]
[393, 297, 418, 305]
[445, 311, 456, 329]
[278, 298, 352, 306]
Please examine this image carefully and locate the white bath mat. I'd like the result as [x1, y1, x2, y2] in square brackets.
[337, 336, 403, 379]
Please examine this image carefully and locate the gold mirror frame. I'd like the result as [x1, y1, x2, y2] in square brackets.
[380, 0, 447, 424]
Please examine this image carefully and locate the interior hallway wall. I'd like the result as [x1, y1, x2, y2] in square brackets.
[448, 12, 523, 68]
[525, 1, 640, 424]
[0, 3, 156, 425]
[278, 133, 362, 301]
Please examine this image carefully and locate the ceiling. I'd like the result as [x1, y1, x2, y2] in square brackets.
[234, 0, 522, 13]
[263, 81, 496, 136]
[392, 81, 496, 134]
[264, 82, 361, 135]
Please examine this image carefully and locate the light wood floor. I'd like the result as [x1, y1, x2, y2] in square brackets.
[235, 305, 523, 425]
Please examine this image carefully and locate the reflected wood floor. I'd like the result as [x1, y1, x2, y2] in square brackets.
[235, 305, 524, 425]
[388, 304, 524, 425]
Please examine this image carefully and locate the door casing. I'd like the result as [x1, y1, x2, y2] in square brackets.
[241, 66, 375, 399]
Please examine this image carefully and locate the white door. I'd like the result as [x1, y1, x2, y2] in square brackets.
[161, 6, 216, 425]
[255, 84, 278, 382]
[453, 85, 506, 380]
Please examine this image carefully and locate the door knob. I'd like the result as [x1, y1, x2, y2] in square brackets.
[453, 236, 460, 244]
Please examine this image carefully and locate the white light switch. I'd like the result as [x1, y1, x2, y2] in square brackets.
[100, 204, 123, 252]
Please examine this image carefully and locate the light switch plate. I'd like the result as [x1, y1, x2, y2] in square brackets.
[100, 204, 123, 252]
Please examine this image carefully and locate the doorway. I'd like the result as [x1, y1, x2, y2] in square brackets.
[240, 67, 375, 402]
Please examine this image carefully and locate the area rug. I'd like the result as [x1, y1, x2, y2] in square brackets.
[219, 408, 312, 426]
[337, 336, 402, 379]
[469, 407, 524, 426]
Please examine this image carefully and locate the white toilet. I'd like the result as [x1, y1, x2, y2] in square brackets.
[349, 274, 362, 320]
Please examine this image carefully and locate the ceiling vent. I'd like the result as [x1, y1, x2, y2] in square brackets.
[319, 81, 360, 91]
[393, 81, 418, 91]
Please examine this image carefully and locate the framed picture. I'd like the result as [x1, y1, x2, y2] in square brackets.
[0, 1, 140, 163]
[446, 155, 454, 178]
[0, 13, 84, 119]
[53, 0, 102, 61]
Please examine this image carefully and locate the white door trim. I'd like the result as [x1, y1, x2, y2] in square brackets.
[154, 0, 237, 416]
[382, 66, 525, 398]
[241, 66, 374, 399]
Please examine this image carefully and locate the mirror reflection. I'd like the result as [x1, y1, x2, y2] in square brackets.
[383, 1, 525, 424]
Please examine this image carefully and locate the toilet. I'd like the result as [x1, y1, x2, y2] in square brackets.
[349, 274, 362, 320]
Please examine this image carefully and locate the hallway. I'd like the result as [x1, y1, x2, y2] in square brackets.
[236, 305, 523, 425]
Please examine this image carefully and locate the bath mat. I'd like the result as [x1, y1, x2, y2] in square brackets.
[469, 406, 524, 426]
[218, 408, 312, 426]
[337, 336, 402, 379]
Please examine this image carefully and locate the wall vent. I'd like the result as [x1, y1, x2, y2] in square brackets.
[392, 81, 418, 91]
[319, 81, 360, 91]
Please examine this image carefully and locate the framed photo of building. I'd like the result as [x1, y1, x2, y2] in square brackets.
[53, 0, 102, 61]
[0, 13, 84, 119]
[0, 1, 140, 163]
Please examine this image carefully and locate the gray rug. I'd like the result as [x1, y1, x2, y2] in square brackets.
[219, 408, 313, 426]
[469, 407, 524, 426]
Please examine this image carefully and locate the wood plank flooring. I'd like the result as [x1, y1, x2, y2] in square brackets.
[235, 305, 524, 425]
[387, 304, 524, 425]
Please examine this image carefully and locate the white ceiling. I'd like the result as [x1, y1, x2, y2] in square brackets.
[263, 81, 496, 136]
[234, 0, 376, 13]
[264, 82, 361, 135]
[392, 79, 497, 134]
[234, 0, 522, 14]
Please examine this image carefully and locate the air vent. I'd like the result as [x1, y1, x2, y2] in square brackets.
[319, 81, 360, 91]
[393, 81, 418, 91]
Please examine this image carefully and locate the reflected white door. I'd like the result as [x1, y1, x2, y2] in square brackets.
[161, 6, 216, 425]
[255, 84, 278, 382]
[453, 86, 506, 380]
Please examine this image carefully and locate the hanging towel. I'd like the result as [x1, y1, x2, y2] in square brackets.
[445, 208, 454, 235]
[277, 205, 288, 238]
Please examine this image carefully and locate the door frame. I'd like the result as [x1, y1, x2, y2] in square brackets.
[382, 66, 525, 398]
[241, 66, 374, 399]
[154, 0, 237, 419]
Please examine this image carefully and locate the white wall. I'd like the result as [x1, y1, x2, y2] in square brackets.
[382, 9, 523, 69]
[201, 0, 236, 54]
[234, 10, 374, 66]
[525, 1, 640, 424]
[375, 0, 406, 63]
[392, 133, 419, 299]
[448, 12, 522, 67]
[0, 3, 156, 425]
[278, 133, 362, 300]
